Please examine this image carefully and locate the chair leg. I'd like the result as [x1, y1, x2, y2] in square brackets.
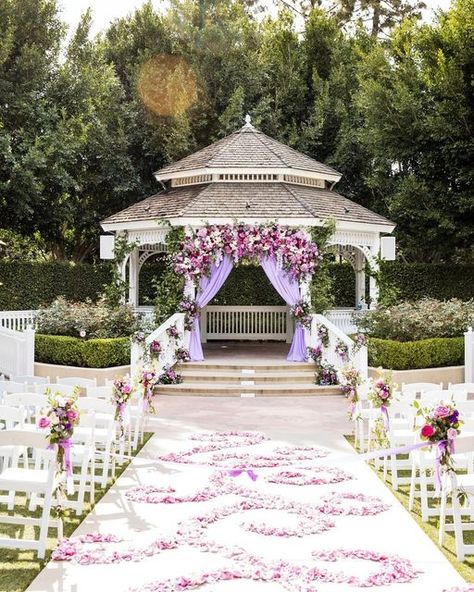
[37, 487, 53, 559]
[439, 488, 447, 546]
[390, 453, 397, 489]
[409, 462, 417, 511]
[420, 468, 429, 522]
[452, 492, 465, 561]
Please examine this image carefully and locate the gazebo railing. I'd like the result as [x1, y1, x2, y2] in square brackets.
[201, 306, 292, 342]
[0, 310, 38, 332]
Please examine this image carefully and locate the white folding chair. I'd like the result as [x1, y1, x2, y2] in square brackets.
[76, 398, 115, 488]
[34, 383, 77, 396]
[383, 399, 418, 490]
[86, 385, 113, 399]
[402, 382, 443, 397]
[0, 381, 28, 399]
[439, 435, 474, 560]
[57, 377, 97, 388]
[12, 375, 50, 385]
[0, 430, 63, 558]
[3, 393, 46, 427]
[449, 383, 474, 393]
[418, 390, 448, 406]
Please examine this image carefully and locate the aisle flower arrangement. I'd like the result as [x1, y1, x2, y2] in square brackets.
[415, 399, 462, 491]
[173, 223, 320, 283]
[38, 388, 81, 501]
[339, 365, 362, 418]
[139, 369, 158, 414]
[368, 370, 397, 447]
[112, 377, 133, 439]
[289, 299, 312, 329]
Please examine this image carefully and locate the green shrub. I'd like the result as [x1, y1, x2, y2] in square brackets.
[36, 297, 141, 338]
[0, 261, 112, 310]
[357, 298, 474, 341]
[35, 334, 130, 368]
[368, 337, 464, 370]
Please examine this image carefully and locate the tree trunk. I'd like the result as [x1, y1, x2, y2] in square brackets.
[371, 0, 381, 37]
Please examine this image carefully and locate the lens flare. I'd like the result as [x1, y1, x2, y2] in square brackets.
[137, 54, 197, 117]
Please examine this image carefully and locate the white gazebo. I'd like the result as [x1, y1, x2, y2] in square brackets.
[101, 117, 395, 337]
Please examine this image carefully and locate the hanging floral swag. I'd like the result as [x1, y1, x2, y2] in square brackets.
[149, 339, 162, 360]
[289, 299, 312, 329]
[315, 362, 339, 386]
[138, 369, 158, 414]
[175, 347, 191, 362]
[335, 339, 349, 363]
[352, 333, 366, 353]
[317, 324, 329, 348]
[307, 345, 322, 364]
[166, 324, 180, 339]
[339, 365, 362, 420]
[173, 223, 321, 285]
[38, 388, 81, 512]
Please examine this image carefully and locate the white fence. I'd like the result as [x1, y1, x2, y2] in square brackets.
[130, 312, 186, 379]
[202, 306, 292, 342]
[466, 328, 474, 383]
[0, 327, 35, 378]
[0, 310, 38, 331]
[324, 308, 361, 335]
[310, 313, 368, 378]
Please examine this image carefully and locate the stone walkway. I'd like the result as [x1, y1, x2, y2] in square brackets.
[27, 396, 465, 592]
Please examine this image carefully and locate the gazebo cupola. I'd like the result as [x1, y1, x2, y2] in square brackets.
[101, 116, 395, 313]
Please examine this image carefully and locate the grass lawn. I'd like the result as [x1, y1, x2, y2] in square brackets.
[0, 433, 153, 592]
[346, 435, 474, 583]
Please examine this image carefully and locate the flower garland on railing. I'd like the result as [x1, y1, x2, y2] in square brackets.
[335, 339, 349, 363]
[368, 370, 397, 447]
[173, 223, 320, 284]
[339, 365, 362, 419]
[289, 299, 312, 329]
[307, 345, 322, 364]
[415, 399, 462, 493]
[38, 388, 81, 505]
[166, 324, 179, 339]
[149, 339, 162, 360]
[157, 366, 183, 385]
[112, 377, 132, 439]
[178, 295, 200, 331]
[352, 333, 366, 354]
[175, 347, 191, 362]
[317, 324, 330, 348]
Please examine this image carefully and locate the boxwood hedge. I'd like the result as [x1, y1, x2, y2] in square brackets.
[35, 334, 130, 368]
[368, 336, 464, 370]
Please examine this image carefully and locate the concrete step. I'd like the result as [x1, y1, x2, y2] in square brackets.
[156, 382, 340, 397]
[177, 362, 314, 373]
[180, 370, 315, 384]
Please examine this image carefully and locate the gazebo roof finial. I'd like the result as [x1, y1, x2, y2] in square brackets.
[243, 113, 253, 128]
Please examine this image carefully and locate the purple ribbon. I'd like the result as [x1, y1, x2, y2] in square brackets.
[380, 405, 390, 431]
[228, 469, 258, 481]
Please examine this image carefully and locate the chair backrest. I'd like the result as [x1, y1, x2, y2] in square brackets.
[449, 383, 474, 393]
[57, 376, 97, 388]
[0, 428, 49, 449]
[3, 393, 46, 424]
[77, 397, 114, 415]
[73, 412, 96, 446]
[34, 383, 76, 396]
[0, 404, 25, 429]
[451, 435, 474, 455]
[401, 382, 443, 397]
[418, 390, 448, 406]
[86, 385, 113, 399]
[0, 381, 28, 394]
[12, 375, 49, 385]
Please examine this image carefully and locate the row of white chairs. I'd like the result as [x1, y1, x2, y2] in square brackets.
[354, 382, 474, 561]
[2, 375, 98, 387]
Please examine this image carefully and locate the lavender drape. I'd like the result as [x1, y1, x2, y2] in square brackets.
[260, 256, 307, 362]
[189, 256, 234, 361]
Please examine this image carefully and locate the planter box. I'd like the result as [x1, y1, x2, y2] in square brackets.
[35, 362, 130, 386]
[369, 365, 465, 388]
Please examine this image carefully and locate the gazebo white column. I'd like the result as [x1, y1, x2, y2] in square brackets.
[128, 247, 140, 308]
[354, 249, 366, 308]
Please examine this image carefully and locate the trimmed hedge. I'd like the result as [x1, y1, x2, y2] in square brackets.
[0, 262, 112, 310]
[35, 334, 130, 368]
[368, 337, 464, 370]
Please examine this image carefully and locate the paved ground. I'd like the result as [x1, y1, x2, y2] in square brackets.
[27, 395, 465, 592]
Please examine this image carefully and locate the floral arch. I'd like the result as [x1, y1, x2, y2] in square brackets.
[172, 223, 321, 362]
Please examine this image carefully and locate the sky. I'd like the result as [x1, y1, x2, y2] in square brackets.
[58, 0, 453, 38]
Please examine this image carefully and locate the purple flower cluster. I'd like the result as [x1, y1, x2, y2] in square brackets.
[166, 324, 179, 339]
[149, 339, 162, 358]
[158, 366, 183, 385]
[175, 347, 191, 362]
[174, 223, 320, 283]
[307, 345, 322, 364]
[289, 299, 312, 329]
[178, 296, 200, 331]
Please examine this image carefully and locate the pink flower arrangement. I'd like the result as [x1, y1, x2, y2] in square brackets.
[112, 377, 133, 439]
[173, 223, 321, 284]
[149, 340, 162, 358]
[352, 333, 367, 353]
[175, 347, 190, 362]
[317, 324, 329, 347]
[368, 370, 396, 409]
[178, 296, 200, 331]
[166, 324, 179, 339]
[289, 299, 312, 329]
[334, 339, 349, 362]
[307, 345, 322, 364]
[138, 369, 158, 414]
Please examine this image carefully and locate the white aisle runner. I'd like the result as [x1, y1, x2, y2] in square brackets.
[27, 396, 466, 592]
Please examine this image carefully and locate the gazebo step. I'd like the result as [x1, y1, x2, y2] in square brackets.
[157, 382, 340, 397]
[177, 362, 314, 373]
[179, 370, 315, 384]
